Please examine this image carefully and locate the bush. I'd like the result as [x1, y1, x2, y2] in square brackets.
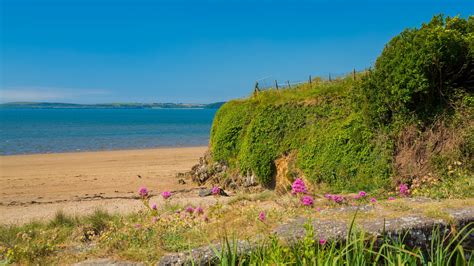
[358, 15, 473, 127]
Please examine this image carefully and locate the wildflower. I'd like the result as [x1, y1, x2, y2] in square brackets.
[196, 207, 204, 215]
[388, 197, 395, 201]
[203, 215, 209, 223]
[151, 203, 157, 210]
[301, 195, 314, 206]
[161, 191, 172, 199]
[134, 224, 142, 229]
[291, 178, 307, 194]
[316, 207, 321, 212]
[211, 186, 220, 195]
[324, 193, 332, 199]
[138, 187, 148, 198]
[399, 184, 410, 196]
[258, 211, 266, 222]
[332, 195, 344, 203]
[319, 239, 327, 245]
[152, 217, 158, 223]
[185, 206, 194, 214]
[370, 197, 377, 203]
[353, 195, 361, 200]
[358, 191, 367, 197]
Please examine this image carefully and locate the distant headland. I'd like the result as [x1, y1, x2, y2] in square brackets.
[0, 101, 226, 109]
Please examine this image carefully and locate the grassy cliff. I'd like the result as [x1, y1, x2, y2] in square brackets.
[210, 15, 473, 197]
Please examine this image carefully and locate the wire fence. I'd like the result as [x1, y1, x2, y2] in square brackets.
[255, 69, 359, 91]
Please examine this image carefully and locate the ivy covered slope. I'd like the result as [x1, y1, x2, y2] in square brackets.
[210, 15, 473, 196]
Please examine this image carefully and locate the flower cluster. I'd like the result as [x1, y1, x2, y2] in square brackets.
[161, 191, 172, 199]
[211, 186, 221, 195]
[258, 211, 266, 222]
[291, 178, 307, 194]
[325, 194, 345, 204]
[301, 195, 314, 206]
[138, 187, 149, 198]
[399, 184, 410, 196]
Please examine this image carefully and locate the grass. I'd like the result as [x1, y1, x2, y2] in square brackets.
[1, 193, 473, 264]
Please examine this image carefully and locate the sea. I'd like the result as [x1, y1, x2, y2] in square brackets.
[0, 108, 217, 155]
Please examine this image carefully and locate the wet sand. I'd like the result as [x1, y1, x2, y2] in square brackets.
[0, 147, 207, 224]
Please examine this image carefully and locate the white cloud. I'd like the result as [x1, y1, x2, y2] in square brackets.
[0, 87, 110, 103]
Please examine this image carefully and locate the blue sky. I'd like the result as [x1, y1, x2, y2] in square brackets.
[0, 0, 472, 103]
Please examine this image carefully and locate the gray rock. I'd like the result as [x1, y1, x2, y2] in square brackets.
[73, 258, 144, 266]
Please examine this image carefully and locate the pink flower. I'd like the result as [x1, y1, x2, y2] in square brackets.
[399, 184, 410, 196]
[370, 197, 377, 203]
[358, 191, 367, 197]
[316, 207, 321, 212]
[185, 206, 194, 213]
[138, 187, 148, 198]
[258, 211, 266, 222]
[301, 195, 314, 206]
[203, 215, 209, 223]
[353, 195, 361, 200]
[388, 197, 395, 201]
[151, 203, 157, 210]
[161, 191, 172, 199]
[152, 217, 158, 223]
[319, 239, 327, 245]
[211, 186, 220, 195]
[331, 195, 344, 203]
[324, 193, 332, 199]
[196, 207, 204, 215]
[291, 178, 307, 195]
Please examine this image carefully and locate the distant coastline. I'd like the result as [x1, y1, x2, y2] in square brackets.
[0, 101, 225, 109]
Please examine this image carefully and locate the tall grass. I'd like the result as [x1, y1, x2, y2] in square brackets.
[213, 222, 474, 265]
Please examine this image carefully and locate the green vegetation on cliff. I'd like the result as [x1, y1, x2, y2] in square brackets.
[210, 15, 473, 196]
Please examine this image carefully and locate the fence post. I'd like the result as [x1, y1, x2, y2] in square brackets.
[275, 80, 279, 90]
[287, 80, 291, 89]
[309, 75, 312, 87]
[353, 68, 356, 81]
[329, 73, 332, 82]
[254, 81, 259, 95]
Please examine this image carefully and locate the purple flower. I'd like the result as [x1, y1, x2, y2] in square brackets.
[324, 193, 332, 199]
[291, 178, 307, 195]
[151, 203, 157, 210]
[258, 211, 266, 222]
[370, 197, 377, 203]
[196, 207, 204, 215]
[319, 239, 327, 245]
[138, 187, 148, 198]
[358, 191, 367, 197]
[388, 197, 395, 201]
[161, 191, 172, 199]
[185, 206, 194, 213]
[301, 195, 314, 206]
[399, 184, 410, 196]
[211, 186, 220, 195]
[331, 195, 344, 203]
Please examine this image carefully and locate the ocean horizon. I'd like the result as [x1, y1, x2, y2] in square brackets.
[0, 108, 217, 155]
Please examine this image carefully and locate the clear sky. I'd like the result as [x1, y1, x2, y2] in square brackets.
[0, 0, 472, 104]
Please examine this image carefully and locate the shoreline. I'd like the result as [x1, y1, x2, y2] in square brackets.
[0, 145, 209, 157]
[0, 146, 207, 224]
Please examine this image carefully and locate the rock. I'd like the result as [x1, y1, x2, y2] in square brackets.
[178, 179, 186, 185]
[243, 173, 257, 187]
[198, 187, 229, 197]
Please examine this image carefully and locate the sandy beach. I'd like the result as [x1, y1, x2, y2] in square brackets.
[0, 147, 207, 224]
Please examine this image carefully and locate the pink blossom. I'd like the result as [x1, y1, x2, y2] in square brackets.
[319, 239, 327, 245]
[138, 187, 148, 198]
[211, 186, 220, 195]
[358, 191, 367, 197]
[370, 197, 377, 203]
[151, 203, 157, 210]
[324, 193, 332, 199]
[291, 178, 307, 194]
[258, 211, 266, 222]
[388, 197, 395, 201]
[196, 207, 204, 215]
[185, 206, 194, 213]
[353, 195, 361, 200]
[316, 207, 321, 212]
[301, 195, 314, 206]
[331, 195, 344, 203]
[161, 191, 172, 199]
[152, 217, 158, 223]
[399, 184, 410, 196]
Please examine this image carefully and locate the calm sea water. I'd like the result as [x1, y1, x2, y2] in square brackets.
[0, 108, 217, 155]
